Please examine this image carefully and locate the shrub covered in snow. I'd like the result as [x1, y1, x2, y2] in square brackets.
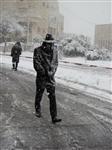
[97, 48, 112, 60]
[59, 34, 90, 57]
[58, 34, 112, 61]
[33, 34, 43, 43]
[86, 50, 99, 60]
[85, 46, 112, 60]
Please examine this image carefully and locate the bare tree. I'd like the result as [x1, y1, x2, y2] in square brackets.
[0, 19, 24, 52]
[0, 20, 12, 52]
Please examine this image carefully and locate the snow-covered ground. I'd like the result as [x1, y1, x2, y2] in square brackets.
[21, 51, 112, 69]
[2, 51, 112, 69]
[0, 51, 112, 102]
[62, 57, 112, 69]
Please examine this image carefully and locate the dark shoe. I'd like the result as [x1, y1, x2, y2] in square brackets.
[35, 111, 41, 118]
[14, 68, 17, 71]
[52, 118, 62, 124]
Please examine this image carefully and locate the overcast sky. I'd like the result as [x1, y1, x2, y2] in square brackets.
[58, 0, 111, 42]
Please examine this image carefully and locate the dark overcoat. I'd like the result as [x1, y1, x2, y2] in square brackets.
[11, 45, 22, 63]
[33, 45, 58, 83]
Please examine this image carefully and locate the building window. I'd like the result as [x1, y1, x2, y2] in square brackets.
[101, 40, 103, 47]
[103, 40, 105, 48]
[47, 4, 49, 8]
[43, 2, 45, 7]
[38, 27, 40, 32]
[37, 27, 41, 33]
[110, 40, 112, 49]
[105, 40, 108, 48]
[108, 41, 110, 49]
[43, 29, 45, 34]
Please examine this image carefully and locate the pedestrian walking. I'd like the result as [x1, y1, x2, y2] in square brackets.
[11, 42, 22, 71]
[33, 34, 62, 124]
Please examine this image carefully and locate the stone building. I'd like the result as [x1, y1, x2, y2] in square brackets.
[0, 0, 64, 42]
[94, 24, 112, 50]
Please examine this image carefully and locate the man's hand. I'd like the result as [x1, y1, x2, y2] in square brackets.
[48, 71, 54, 77]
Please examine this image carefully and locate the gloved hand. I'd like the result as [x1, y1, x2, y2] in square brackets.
[48, 71, 54, 77]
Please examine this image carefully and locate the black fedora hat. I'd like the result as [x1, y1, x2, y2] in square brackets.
[44, 33, 55, 43]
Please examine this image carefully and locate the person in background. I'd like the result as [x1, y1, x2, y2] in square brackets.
[33, 33, 62, 124]
[11, 42, 22, 71]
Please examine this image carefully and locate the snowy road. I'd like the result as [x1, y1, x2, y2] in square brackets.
[1, 54, 112, 101]
[0, 66, 112, 150]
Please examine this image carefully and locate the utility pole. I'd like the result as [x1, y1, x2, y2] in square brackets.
[0, 0, 3, 41]
[27, 17, 30, 45]
[0, 0, 6, 53]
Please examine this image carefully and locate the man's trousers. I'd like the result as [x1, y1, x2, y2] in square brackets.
[35, 75, 57, 120]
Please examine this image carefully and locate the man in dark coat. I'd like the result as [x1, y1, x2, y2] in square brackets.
[33, 34, 62, 124]
[11, 42, 22, 71]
